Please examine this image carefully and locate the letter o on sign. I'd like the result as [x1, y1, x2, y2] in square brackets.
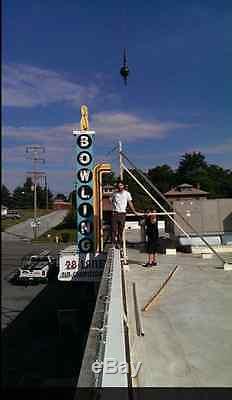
[77, 134, 92, 149]
[78, 238, 93, 253]
[77, 151, 92, 166]
[78, 203, 93, 218]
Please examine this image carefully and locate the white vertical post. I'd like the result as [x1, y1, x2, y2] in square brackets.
[119, 141, 128, 265]
[119, 141, 123, 180]
[33, 158, 37, 241]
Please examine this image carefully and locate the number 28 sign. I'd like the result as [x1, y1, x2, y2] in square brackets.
[58, 255, 79, 281]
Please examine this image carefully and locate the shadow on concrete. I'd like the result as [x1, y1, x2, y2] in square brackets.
[2, 278, 99, 392]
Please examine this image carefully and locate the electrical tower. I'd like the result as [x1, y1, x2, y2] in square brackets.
[26, 145, 46, 240]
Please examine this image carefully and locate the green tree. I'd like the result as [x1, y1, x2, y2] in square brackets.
[12, 177, 54, 209]
[59, 208, 76, 229]
[2, 185, 12, 207]
[12, 177, 34, 208]
[148, 165, 176, 193]
[46, 187, 54, 208]
[176, 152, 208, 184]
[123, 169, 153, 210]
[206, 165, 232, 198]
[175, 152, 232, 197]
[68, 190, 76, 209]
[102, 171, 116, 185]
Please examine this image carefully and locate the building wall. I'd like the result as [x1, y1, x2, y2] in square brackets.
[53, 202, 72, 210]
[173, 198, 232, 236]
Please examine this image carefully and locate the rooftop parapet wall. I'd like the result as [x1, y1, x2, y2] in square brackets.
[172, 198, 232, 236]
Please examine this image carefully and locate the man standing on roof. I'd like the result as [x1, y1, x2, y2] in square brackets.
[111, 180, 139, 249]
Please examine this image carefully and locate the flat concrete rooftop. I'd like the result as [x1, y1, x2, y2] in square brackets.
[124, 248, 232, 387]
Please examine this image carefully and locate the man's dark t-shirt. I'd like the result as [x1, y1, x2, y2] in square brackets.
[145, 219, 159, 253]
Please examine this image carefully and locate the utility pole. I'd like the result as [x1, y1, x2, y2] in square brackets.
[45, 175, 49, 210]
[26, 145, 46, 240]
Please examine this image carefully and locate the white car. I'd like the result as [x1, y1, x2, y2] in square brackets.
[14, 254, 57, 284]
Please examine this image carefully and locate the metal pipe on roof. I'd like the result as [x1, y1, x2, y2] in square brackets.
[123, 164, 191, 239]
[120, 150, 227, 266]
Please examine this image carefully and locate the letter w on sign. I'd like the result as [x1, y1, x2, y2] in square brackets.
[79, 169, 91, 182]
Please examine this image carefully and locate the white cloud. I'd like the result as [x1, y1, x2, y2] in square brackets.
[2, 63, 99, 107]
[2, 110, 198, 191]
[3, 111, 196, 144]
[92, 112, 195, 141]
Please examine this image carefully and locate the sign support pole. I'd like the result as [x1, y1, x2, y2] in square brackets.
[119, 141, 128, 265]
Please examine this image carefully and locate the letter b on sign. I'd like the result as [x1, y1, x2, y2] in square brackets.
[77, 134, 92, 149]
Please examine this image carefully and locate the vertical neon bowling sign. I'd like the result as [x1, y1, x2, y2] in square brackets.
[73, 105, 95, 253]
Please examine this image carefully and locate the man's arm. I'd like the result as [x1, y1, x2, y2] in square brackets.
[128, 200, 139, 216]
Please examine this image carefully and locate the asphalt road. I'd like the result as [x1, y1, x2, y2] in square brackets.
[1, 241, 65, 330]
[3, 209, 68, 241]
[2, 240, 99, 389]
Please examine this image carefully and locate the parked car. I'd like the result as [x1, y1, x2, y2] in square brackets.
[13, 253, 57, 284]
[3, 210, 21, 219]
[1, 206, 8, 217]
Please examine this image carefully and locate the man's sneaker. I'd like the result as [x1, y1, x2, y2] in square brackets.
[142, 263, 152, 267]
[151, 261, 160, 267]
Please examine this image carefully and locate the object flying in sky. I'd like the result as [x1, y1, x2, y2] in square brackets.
[120, 48, 129, 85]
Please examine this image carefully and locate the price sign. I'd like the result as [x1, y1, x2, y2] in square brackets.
[58, 255, 80, 281]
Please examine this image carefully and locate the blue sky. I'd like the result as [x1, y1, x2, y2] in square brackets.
[2, 0, 232, 195]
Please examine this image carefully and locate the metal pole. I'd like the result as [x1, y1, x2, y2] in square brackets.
[99, 167, 111, 252]
[45, 175, 48, 210]
[119, 141, 123, 181]
[121, 151, 227, 266]
[99, 170, 104, 253]
[26, 145, 45, 241]
[123, 164, 191, 238]
[119, 141, 128, 265]
[34, 174, 37, 240]
[32, 155, 37, 241]
[126, 212, 176, 216]
[93, 165, 100, 254]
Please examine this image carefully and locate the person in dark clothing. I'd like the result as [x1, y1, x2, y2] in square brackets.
[143, 208, 159, 267]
